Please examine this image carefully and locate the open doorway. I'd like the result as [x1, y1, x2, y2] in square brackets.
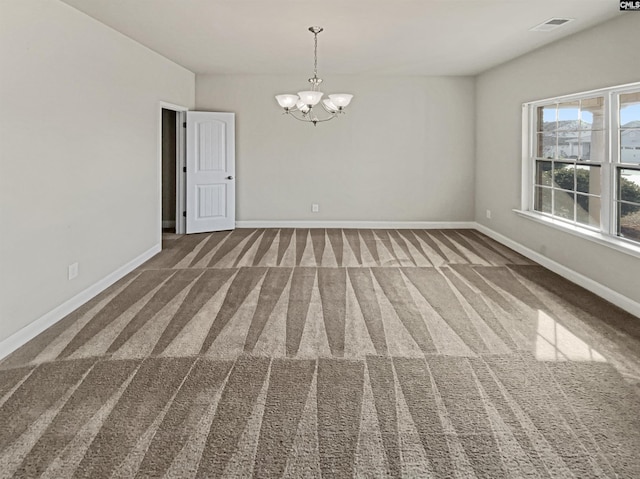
[159, 102, 187, 236]
[161, 108, 177, 232]
[159, 104, 236, 239]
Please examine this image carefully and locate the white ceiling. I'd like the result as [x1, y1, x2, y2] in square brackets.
[59, 0, 622, 76]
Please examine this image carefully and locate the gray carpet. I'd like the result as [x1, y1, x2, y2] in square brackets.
[1, 228, 640, 478]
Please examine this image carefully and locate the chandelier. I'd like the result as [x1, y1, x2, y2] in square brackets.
[275, 27, 353, 126]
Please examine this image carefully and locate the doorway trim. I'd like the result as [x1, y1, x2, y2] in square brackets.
[158, 101, 188, 242]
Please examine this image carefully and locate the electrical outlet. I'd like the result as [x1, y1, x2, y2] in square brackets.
[311, 203, 319, 213]
[68, 262, 78, 280]
[486, 209, 492, 219]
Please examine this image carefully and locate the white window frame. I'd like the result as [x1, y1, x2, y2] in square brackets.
[519, 81, 640, 259]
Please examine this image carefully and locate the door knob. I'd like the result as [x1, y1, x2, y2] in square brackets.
[226, 176, 234, 180]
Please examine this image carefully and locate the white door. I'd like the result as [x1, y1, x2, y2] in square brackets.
[186, 111, 235, 233]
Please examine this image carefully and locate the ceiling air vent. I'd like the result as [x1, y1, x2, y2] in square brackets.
[530, 18, 574, 32]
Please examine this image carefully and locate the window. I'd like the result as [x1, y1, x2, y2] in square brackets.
[523, 82, 640, 248]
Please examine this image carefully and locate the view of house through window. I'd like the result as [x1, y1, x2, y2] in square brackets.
[618, 92, 640, 242]
[525, 83, 640, 245]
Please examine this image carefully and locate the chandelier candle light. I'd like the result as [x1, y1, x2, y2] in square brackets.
[275, 27, 353, 126]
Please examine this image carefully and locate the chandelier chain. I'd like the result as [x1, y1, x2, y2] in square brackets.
[313, 31, 318, 82]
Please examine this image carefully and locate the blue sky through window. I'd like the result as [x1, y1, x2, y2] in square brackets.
[558, 108, 579, 121]
[543, 107, 556, 124]
[621, 103, 640, 126]
[543, 102, 640, 126]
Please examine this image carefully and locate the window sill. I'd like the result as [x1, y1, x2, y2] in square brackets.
[513, 209, 640, 260]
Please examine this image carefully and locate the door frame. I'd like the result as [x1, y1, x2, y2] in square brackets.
[158, 101, 188, 241]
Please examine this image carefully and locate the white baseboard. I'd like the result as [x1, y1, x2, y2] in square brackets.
[235, 220, 477, 229]
[475, 223, 640, 318]
[162, 220, 176, 228]
[0, 244, 161, 361]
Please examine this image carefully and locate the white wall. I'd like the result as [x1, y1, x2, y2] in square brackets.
[196, 75, 475, 223]
[0, 0, 195, 343]
[475, 14, 640, 304]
